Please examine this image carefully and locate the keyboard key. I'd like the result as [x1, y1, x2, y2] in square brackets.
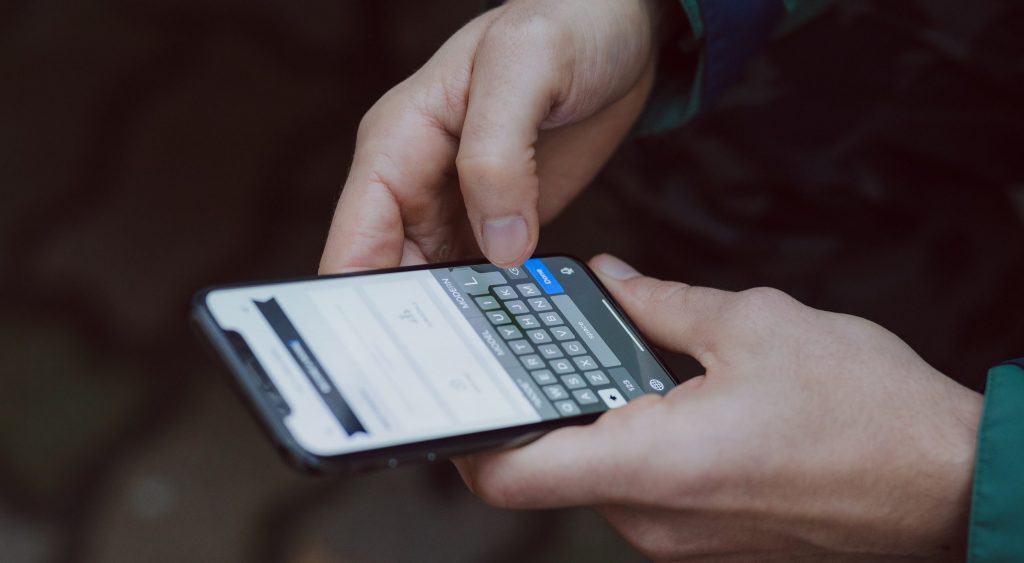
[487, 311, 511, 325]
[474, 296, 500, 311]
[506, 300, 529, 315]
[610, 367, 645, 399]
[539, 312, 563, 326]
[646, 376, 669, 394]
[527, 297, 552, 311]
[554, 400, 581, 416]
[537, 344, 563, 359]
[516, 283, 541, 297]
[508, 339, 533, 355]
[583, 370, 610, 386]
[552, 295, 622, 368]
[524, 258, 565, 295]
[521, 354, 545, 370]
[498, 325, 523, 340]
[550, 358, 574, 374]
[542, 384, 569, 401]
[560, 374, 586, 389]
[504, 265, 529, 280]
[573, 355, 597, 371]
[526, 329, 551, 344]
[531, 369, 556, 385]
[451, 268, 504, 296]
[598, 388, 627, 409]
[493, 285, 517, 300]
[550, 326, 574, 341]
[562, 341, 585, 356]
[572, 389, 599, 405]
[516, 314, 540, 329]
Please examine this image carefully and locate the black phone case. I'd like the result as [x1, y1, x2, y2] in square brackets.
[189, 254, 678, 474]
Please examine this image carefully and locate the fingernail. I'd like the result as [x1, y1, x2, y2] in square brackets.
[594, 254, 640, 280]
[482, 215, 528, 265]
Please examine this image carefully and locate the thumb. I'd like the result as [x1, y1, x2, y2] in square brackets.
[588, 254, 733, 364]
[455, 18, 569, 267]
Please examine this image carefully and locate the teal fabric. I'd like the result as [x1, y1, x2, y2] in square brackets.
[968, 362, 1024, 562]
[678, 0, 704, 38]
[635, 1, 705, 133]
[778, 0, 833, 33]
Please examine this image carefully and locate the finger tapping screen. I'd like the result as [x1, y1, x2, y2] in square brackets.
[204, 257, 674, 456]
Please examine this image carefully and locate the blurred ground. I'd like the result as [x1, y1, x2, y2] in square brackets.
[1, 0, 1022, 562]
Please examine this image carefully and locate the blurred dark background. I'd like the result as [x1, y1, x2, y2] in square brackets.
[1, 0, 1021, 561]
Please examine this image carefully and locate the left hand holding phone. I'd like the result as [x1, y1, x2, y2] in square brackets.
[455, 253, 982, 562]
[318, 0, 660, 274]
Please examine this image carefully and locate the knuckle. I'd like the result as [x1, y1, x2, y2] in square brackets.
[355, 108, 378, 142]
[355, 101, 394, 144]
[454, 153, 504, 180]
[727, 286, 795, 322]
[639, 279, 691, 314]
[355, 83, 409, 143]
[486, 12, 567, 53]
[455, 153, 536, 197]
[454, 154, 506, 193]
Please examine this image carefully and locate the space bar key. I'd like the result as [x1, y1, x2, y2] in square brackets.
[551, 295, 621, 368]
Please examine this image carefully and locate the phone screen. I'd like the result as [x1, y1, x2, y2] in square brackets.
[202, 256, 675, 457]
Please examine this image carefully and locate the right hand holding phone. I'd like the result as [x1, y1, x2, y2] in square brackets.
[456, 254, 983, 562]
[319, 0, 660, 274]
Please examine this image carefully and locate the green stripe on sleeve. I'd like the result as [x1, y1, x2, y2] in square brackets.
[678, 0, 704, 39]
[967, 363, 1024, 563]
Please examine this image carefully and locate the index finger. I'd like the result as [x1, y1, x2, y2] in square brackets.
[454, 394, 665, 509]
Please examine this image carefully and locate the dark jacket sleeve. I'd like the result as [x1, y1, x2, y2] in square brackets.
[968, 360, 1024, 562]
[638, 0, 832, 132]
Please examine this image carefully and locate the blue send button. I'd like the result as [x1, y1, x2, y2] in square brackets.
[524, 258, 564, 294]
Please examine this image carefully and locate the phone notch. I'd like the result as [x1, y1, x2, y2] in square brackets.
[224, 330, 291, 417]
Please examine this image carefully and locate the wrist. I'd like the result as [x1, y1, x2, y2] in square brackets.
[834, 379, 982, 560]
[916, 384, 983, 558]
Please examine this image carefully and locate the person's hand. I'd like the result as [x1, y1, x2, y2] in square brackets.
[320, 0, 663, 273]
[456, 254, 983, 562]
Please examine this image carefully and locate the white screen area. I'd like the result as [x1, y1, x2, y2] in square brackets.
[206, 270, 541, 455]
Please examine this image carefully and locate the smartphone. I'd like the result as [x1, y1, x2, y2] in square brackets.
[191, 255, 677, 473]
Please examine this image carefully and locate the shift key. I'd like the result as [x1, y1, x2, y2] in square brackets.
[551, 295, 621, 368]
